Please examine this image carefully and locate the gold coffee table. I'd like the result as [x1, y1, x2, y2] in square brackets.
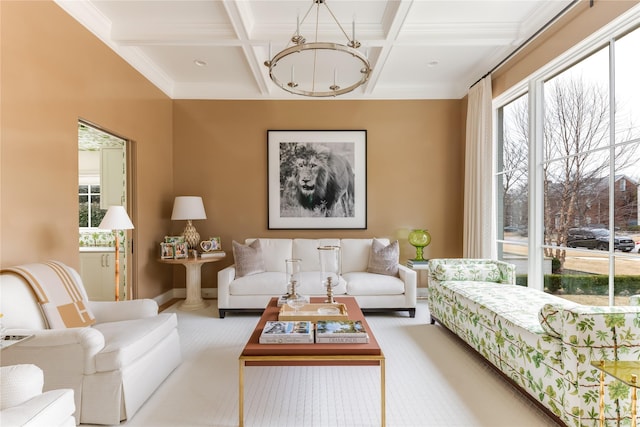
[591, 360, 640, 427]
[238, 296, 385, 427]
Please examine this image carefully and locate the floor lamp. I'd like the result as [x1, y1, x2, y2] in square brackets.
[99, 206, 134, 301]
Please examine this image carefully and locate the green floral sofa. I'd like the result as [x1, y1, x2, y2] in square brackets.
[427, 258, 640, 427]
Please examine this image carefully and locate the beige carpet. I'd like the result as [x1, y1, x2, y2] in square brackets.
[105, 300, 560, 427]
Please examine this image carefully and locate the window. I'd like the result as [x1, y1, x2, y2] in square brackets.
[495, 19, 639, 306]
[79, 184, 106, 228]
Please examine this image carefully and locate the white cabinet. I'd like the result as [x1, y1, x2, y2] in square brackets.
[79, 251, 124, 301]
[100, 147, 125, 209]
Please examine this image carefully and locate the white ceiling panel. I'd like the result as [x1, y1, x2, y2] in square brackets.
[55, 0, 576, 100]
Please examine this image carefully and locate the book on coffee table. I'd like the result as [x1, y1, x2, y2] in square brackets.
[259, 321, 313, 344]
[315, 320, 369, 344]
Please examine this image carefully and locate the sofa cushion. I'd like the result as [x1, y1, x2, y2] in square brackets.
[367, 239, 399, 276]
[344, 272, 405, 295]
[296, 271, 347, 296]
[233, 240, 265, 277]
[93, 313, 178, 372]
[432, 263, 501, 282]
[229, 272, 287, 295]
[246, 238, 292, 273]
[342, 238, 390, 273]
[293, 239, 341, 272]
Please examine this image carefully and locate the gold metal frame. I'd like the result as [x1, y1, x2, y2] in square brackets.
[239, 353, 386, 427]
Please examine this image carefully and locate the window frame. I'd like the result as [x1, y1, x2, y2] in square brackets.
[493, 7, 640, 299]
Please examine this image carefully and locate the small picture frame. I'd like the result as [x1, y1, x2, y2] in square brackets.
[174, 241, 188, 259]
[210, 237, 221, 251]
[160, 242, 175, 259]
[165, 235, 185, 244]
[200, 237, 222, 252]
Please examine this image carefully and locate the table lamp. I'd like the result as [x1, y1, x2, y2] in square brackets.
[99, 205, 134, 301]
[171, 196, 207, 249]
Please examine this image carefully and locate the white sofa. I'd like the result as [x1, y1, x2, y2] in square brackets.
[217, 238, 417, 318]
[0, 263, 182, 425]
[0, 364, 75, 427]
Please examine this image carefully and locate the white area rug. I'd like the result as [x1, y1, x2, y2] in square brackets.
[110, 300, 559, 427]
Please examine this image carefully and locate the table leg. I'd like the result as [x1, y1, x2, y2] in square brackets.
[239, 359, 244, 427]
[179, 263, 207, 310]
[632, 374, 637, 427]
[599, 368, 605, 427]
[381, 358, 386, 427]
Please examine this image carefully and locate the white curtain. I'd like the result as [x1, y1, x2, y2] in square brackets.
[463, 76, 495, 259]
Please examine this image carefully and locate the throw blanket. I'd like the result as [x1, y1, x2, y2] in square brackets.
[3, 261, 96, 329]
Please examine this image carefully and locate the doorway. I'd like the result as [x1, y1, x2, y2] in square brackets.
[78, 121, 135, 300]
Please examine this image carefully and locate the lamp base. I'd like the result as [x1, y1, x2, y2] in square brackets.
[182, 220, 200, 250]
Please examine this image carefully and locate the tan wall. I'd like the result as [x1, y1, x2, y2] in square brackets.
[492, 0, 639, 97]
[172, 100, 465, 290]
[6, 0, 629, 298]
[1, 1, 174, 298]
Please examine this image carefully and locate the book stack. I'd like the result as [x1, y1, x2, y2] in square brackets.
[407, 259, 429, 268]
[259, 321, 313, 344]
[315, 320, 369, 344]
[200, 251, 225, 259]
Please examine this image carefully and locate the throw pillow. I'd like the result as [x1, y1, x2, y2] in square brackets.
[232, 240, 265, 278]
[538, 303, 564, 338]
[432, 263, 501, 282]
[367, 239, 399, 276]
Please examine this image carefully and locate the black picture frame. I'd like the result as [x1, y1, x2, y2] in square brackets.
[267, 130, 367, 229]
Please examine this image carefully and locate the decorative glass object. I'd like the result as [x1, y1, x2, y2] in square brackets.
[286, 295, 307, 313]
[285, 258, 301, 298]
[408, 229, 432, 262]
[318, 246, 341, 304]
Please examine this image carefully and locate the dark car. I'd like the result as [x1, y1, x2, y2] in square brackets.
[567, 228, 635, 252]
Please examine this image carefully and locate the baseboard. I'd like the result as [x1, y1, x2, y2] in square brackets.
[417, 288, 429, 299]
[153, 288, 217, 307]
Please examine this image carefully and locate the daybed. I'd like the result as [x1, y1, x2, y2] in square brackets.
[427, 258, 640, 427]
[217, 238, 417, 318]
[0, 261, 182, 425]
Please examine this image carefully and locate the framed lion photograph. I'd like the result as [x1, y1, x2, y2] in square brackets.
[267, 130, 367, 229]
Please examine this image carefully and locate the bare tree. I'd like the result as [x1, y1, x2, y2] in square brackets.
[502, 75, 638, 268]
[542, 76, 638, 265]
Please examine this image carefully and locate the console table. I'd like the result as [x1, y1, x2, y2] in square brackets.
[158, 254, 225, 310]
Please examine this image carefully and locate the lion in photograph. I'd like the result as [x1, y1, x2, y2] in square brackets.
[287, 143, 355, 217]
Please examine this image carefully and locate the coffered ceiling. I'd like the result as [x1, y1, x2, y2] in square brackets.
[55, 0, 575, 100]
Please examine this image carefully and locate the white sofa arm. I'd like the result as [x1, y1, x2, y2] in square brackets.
[397, 264, 417, 303]
[87, 299, 158, 322]
[1, 388, 75, 427]
[217, 265, 236, 309]
[1, 328, 105, 375]
[0, 364, 44, 409]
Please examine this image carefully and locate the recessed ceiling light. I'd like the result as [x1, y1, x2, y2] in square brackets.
[427, 60, 439, 67]
[194, 59, 207, 67]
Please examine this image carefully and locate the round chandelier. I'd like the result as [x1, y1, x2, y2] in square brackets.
[264, 0, 372, 97]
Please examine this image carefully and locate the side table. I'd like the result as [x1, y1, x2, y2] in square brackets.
[407, 260, 429, 297]
[591, 360, 639, 427]
[159, 254, 226, 310]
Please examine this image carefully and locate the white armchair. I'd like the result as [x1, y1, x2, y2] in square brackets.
[0, 263, 182, 425]
[0, 364, 75, 427]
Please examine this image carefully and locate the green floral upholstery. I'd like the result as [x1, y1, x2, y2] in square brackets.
[427, 258, 640, 427]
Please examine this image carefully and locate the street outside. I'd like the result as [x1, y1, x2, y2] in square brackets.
[504, 232, 640, 305]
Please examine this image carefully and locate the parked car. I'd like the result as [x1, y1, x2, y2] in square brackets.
[567, 228, 635, 252]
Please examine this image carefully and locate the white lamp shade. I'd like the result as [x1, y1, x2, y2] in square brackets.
[171, 196, 207, 220]
[99, 206, 134, 230]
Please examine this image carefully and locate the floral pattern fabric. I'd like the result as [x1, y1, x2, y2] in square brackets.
[427, 258, 640, 427]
